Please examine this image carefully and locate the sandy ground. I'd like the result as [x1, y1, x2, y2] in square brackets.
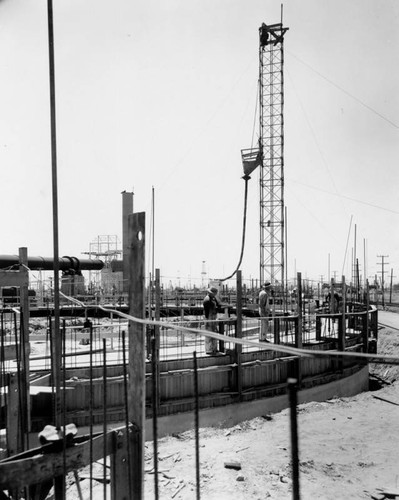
[141, 311, 399, 500]
[49, 310, 399, 499]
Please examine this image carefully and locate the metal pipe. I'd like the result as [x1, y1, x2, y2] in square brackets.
[0, 255, 103, 271]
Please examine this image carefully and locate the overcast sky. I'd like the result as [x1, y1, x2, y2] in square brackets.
[0, 0, 398, 288]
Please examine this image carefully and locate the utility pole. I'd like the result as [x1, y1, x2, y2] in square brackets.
[389, 268, 396, 305]
[377, 255, 389, 308]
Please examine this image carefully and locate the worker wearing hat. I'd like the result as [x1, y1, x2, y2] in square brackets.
[259, 282, 272, 341]
[203, 286, 222, 355]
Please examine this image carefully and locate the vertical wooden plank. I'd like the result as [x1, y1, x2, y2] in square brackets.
[340, 276, 346, 352]
[235, 271, 243, 398]
[273, 317, 280, 344]
[364, 280, 370, 353]
[111, 428, 130, 500]
[19, 247, 30, 443]
[315, 316, 321, 341]
[128, 212, 146, 500]
[295, 273, 302, 386]
[330, 280, 335, 314]
[155, 268, 161, 409]
[7, 374, 20, 456]
[296, 273, 303, 349]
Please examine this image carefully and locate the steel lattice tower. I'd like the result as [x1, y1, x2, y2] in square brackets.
[258, 22, 289, 286]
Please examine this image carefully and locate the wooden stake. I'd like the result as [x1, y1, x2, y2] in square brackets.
[128, 212, 146, 500]
[19, 247, 30, 446]
[295, 273, 303, 386]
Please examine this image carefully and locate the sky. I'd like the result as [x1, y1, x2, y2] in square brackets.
[0, 0, 398, 289]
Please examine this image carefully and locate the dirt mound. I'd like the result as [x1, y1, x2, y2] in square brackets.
[370, 326, 399, 383]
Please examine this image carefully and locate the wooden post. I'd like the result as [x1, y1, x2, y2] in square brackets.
[155, 268, 161, 409]
[235, 271, 243, 399]
[339, 276, 346, 372]
[273, 317, 280, 344]
[218, 320, 225, 353]
[295, 273, 302, 386]
[19, 247, 30, 443]
[296, 273, 303, 349]
[389, 268, 393, 305]
[111, 428, 131, 500]
[7, 374, 21, 456]
[364, 280, 370, 353]
[128, 212, 146, 499]
[330, 279, 335, 314]
[340, 276, 346, 351]
[315, 316, 321, 341]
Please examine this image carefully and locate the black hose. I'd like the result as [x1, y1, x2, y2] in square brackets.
[220, 177, 249, 282]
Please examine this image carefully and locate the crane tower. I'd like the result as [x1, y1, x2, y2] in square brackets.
[258, 22, 289, 286]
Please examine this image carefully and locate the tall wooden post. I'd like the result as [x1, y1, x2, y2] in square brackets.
[128, 212, 146, 499]
[340, 276, 346, 352]
[364, 280, 370, 353]
[154, 268, 161, 409]
[18, 247, 30, 446]
[315, 316, 321, 341]
[295, 272, 302, 386]
[235, 270, 243, 398]
[339, 276, 346, 373]
[7, 374, 21, 456]
[296, 273, 303, 349]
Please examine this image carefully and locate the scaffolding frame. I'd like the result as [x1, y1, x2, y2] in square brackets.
[83, 235, 122, 291]
[258, 22, 288, 286]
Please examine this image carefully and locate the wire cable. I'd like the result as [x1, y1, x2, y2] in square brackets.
[288, 51, 399, 129]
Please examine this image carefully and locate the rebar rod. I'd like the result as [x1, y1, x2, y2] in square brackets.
[89, 321, 94, 500]
[288, 378, 300, 500]
[151, 335, 159, 500]
[193, 351, 201, 500]
[103, 338, 107, 500]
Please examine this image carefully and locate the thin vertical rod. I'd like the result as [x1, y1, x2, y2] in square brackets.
[47, 0, 62, 427]
[102, 338, 107, 500]
[89, 322, 94, 500]
[151, 336, 159, 500]
[62, 319, 67, 492]
[288, 378, 300, 500]
[354, 224, 357, 286]
[152, 187, 155, 283]
[193, 351, 201, 499]
[47, 14, 64, 499]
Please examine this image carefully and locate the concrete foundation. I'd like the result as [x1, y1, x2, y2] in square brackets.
[145, 365, 369, 440]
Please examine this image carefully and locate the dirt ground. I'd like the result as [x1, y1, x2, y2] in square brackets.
[60, 312, 399, 499]
[141, 317, 399, 500]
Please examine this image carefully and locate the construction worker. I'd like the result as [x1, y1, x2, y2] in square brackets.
[203, 286, 221, 355]
[259, 282, 272, 341]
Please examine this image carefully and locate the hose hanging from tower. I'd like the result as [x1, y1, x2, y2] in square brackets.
[219, 175, 250, 282]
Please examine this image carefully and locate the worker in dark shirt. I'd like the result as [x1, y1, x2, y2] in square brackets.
[203, 286, 221, 354]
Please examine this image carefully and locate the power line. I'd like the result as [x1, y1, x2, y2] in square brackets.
[292, 180, 399, 215]
[288, 51, 399, 129]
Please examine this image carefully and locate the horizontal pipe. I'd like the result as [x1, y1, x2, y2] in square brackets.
[0, 255, 104, 271]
